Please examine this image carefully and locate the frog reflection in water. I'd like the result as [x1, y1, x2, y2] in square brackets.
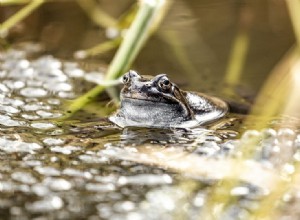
[109, 70, 228, 128]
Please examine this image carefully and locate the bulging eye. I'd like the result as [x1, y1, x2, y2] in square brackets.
[122, 70, 140, 85]
[158, 78, 171, 91]
[122, 74, 131, 85]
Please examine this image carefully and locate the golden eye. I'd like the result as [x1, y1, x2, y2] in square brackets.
[158, 78, 171, 91]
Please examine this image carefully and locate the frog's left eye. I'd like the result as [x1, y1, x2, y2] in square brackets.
[122, 74, 131, 85]
[158, 78, 171, 91]
[122, 70, 140, 85]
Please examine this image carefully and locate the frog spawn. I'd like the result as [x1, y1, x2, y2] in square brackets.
[0, 47, 300, 219]
[0, 48, 180, 219]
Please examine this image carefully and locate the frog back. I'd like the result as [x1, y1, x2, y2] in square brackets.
[185, 91, 228, 125]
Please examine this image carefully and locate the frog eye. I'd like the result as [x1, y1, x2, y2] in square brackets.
[122, 70, 140, 85]
[122, 74, 131, 85]
[158, 78, 171, 91]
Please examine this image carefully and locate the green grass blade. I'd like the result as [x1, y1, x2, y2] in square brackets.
[64, 0, 169, 118]
[0, 0, 31, 5]
[0, 0, 44, 35]
[287, 0, 300, 50]
[76, 0, 117, 28]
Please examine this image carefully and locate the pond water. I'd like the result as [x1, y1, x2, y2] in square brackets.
[0, 0, 298, 219]
[0, 44, 298, 220]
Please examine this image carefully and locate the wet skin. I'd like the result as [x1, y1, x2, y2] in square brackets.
[109, 70, 228, 128]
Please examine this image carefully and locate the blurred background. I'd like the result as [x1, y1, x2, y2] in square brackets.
[0, 1, 299, 219]
[0, 0, 295, 95]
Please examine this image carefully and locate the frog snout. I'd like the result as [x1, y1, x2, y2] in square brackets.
[137, 83, 151, 92]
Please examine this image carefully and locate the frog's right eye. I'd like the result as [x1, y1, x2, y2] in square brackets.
[157, 76, 172, 92]
[122, 74, 131, 85]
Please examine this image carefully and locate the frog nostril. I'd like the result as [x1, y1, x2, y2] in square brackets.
[140, 84, 151, 93]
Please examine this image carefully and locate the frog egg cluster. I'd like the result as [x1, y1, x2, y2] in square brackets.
[234, 128, 299, 168]
[0, 50, 78, 97]
[182, 127, 300, 168]
[1, 46, 300, 219]
[0, 49, 87, 126]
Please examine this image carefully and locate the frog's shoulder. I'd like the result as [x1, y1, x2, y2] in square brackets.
[184, 91, 228, 125]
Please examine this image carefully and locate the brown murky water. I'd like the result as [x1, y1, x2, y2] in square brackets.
[0, 0, 298, 219]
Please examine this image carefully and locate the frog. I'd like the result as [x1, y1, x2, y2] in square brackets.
[109, 70, 228, 128]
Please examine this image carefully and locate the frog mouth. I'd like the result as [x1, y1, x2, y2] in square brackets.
[122, 95, 170, 103]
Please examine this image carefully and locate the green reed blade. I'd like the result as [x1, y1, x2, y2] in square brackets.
[0, 0, 30, 5]
[74, 37, 122, 59]
[0, 0, 44, 35]
[64, 0, 169, 118]
[76, 0, 117, 29]
[224, 6, 252, 87]
[287, 0, 300, 51]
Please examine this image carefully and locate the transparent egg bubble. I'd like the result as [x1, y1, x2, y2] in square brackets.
[36, 110, 61, 119]
[64, 62, 85, 77]
[0, 83, 9, 93]
[0, 70, 7, 78]
[4, 80, 25, 89]
[31, 122, 56, 129]
[261, 128, 277, 140]
[47, 98, 60, 105]
[57, 91, 75, 99]
[194, 141, 220, 157]
[25, 196, 64, 213]
[43, 138, 65, 146]
[240, 130, 261, 143]
[0, 138, 42, 153]
[0, 115, 24, 127]
[22, 103, 51, 111]
[44, 82, 72, 92]
[25, 80, 43, 87]
[32, 56, 62, 70]
[2, 59, 28, 71]
[20, 87, 48, 98]
[277, 128, 296, 143]
[43, 178, 72, 191]
[62, 168, 92, 179]
[31, 184, 50, 197]
[78, 154, 109, 163]
[11, 171, 37, 185]
[0, 105, 20, 114]
[34, 166, 61, 176]
[294, 134, 300, 149]
[41, 69, 67, 82]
